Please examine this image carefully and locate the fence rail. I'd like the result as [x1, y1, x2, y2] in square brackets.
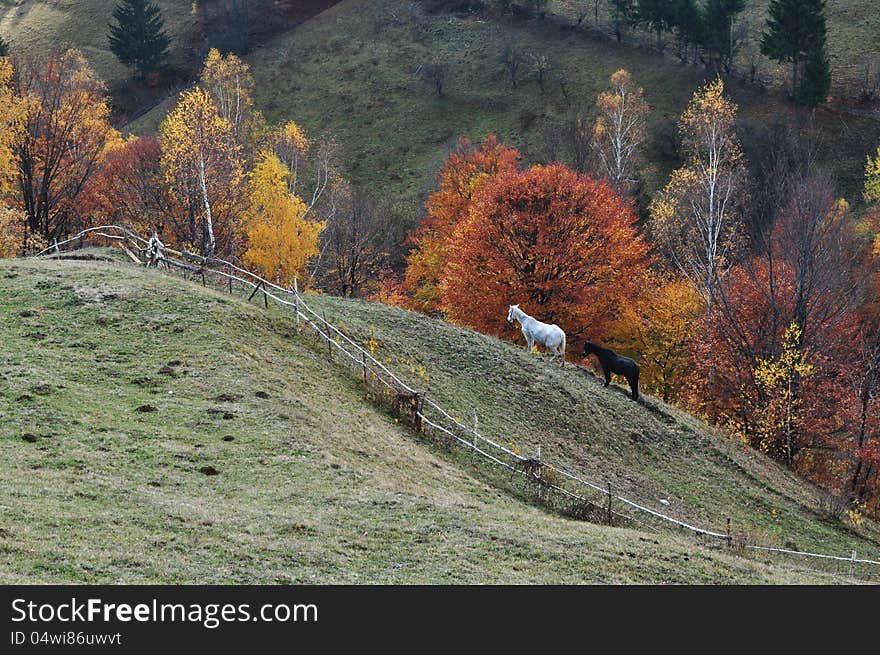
[33, 226, 880, 579]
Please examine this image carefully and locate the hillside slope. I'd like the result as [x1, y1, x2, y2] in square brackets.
[127, 0, 880, 202]
[0, 254, 876, 583]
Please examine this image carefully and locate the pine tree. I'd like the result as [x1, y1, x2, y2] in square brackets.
[630, 0, 675, 51]
[108, 0, 170, 76]
[609, 0, 633, 43]
[761, 0, 828, 100]
[797, 41, 831, 108]
[701, 0, 746, 74]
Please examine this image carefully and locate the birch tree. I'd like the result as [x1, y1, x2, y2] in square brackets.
[591, 69, 647, 197]
[159, 87, 243, 256]
[650, 78, 746, 317]
[199, 48, 262, 153]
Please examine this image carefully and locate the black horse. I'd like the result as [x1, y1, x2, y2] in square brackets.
[581, 341, 639, 400]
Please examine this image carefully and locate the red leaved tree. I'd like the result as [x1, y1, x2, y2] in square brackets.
[401, 135, 520, 314]
[439, 163, 651, 350]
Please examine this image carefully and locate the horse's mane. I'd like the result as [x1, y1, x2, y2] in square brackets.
[583, 341, 614, 356]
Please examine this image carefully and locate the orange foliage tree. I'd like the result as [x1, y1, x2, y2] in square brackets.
[439, 163, 651, 348]
[401, 135, 520, 313]
[80, 135, 178, 238]
[10, 49, 120, 246]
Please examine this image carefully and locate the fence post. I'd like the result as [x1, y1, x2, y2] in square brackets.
[263, 287, 268, 308]
[472, 408, 478, 462]
[323, 312, 332, 357]
[726, 518, 732, 549]
[362, 351, 367, 383]
[607, 482, 613, 526]
[850, 550, 856, 578]
[293, 277, 300, 325]
[248, 280, 263, 302]
[228, 270, 232, 294]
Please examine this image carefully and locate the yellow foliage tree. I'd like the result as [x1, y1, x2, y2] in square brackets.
[650, 78, 745, 317]
[615, 276, 704, 402]
[0, 56, 22, 195]
[865, 145, 880, 205]
[0, 206, 24, 257]
[199, 48, 263, 152]
[592, 69, 648, 196]
[751, 321, 814, 465]
[269, 120, 309, 196]
[159, 86, 243, 256]
[243, 151, 324, 286]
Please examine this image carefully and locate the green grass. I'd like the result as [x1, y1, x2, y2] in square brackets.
[1, 252, 877, 583]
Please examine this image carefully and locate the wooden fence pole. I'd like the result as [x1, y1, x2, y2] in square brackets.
[323, 312, 331, 357]
[472, 408, 478, 462]
[362, 351, 367, 383]
[607, 483, 613, 526]
[850, 550, 856, 578]
[726, 518, 732, 549]
[248, 280, 263, 302]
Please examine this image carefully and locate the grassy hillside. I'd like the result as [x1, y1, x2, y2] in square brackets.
[1, 253, 877, 583]
[236, 0, 880, 205]
[0, 1, 195, 85]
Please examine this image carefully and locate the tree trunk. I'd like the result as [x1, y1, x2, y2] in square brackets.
[198, 155, 216, 256]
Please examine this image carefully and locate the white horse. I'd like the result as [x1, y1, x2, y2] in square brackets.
[507, 304, 567, 367]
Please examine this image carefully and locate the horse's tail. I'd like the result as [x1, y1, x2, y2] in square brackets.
[560, 331, 566, 367]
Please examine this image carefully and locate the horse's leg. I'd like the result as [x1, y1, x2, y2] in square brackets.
[603, 367, 611, 387]
[630, 369, 639, 400]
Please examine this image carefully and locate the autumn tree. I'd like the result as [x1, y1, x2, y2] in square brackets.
[159, 86, 244, 256]
[402, 135, 520, 314]
[650, 78, 746, 318]
[864, 145, 880, 205]
[591, 69, 648, 196]
[242, 151, 323, 286]
[199, 48, 263, 154]
[11, 50, 120, 246]
[80, 135, 177, 237]
[705, 164, 863, 471]
[0, 206, 26, 257]
[0, 56, 21, 197]
[439, 163, 650, 344]
[263, 120, 336, 240]
[615, 275, 703, 402]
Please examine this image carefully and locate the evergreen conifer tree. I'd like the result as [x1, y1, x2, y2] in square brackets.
[761, 0, 828, 101]
[108, 0, 170, 76]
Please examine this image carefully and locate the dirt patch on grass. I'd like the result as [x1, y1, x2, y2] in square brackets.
[74, 285, 126, 305]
